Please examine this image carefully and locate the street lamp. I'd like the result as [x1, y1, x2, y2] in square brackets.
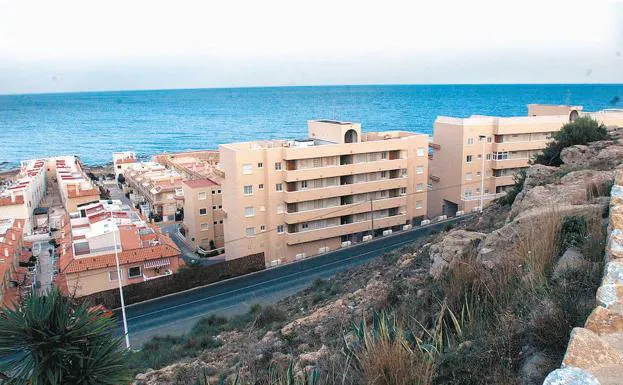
[478, 135, 487, 212]
[109, 207, 131, 349]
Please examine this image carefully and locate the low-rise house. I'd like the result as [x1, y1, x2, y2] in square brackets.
[52, 156, 101, 213]
[56, 200, 182, 297]
[180, 178, 224, 253]
[112, 151, 138, 179]
[0, 159, 46, 234]
[0, 218, 29, 308]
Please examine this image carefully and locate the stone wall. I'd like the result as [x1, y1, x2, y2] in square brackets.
[79, 252, 265, 309]
[543, 172, 623, 384]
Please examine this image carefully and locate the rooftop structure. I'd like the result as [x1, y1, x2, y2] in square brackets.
[112, 151, 138, 178]
[57, 200, 182, 297]
[220, 120, 429, 266]
[0, 159, 47, 233]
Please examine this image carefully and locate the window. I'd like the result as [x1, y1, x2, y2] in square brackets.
[466, 155, 473, 163]
[200, 223, 209, 231]
[486, 153, 492, 161]
[243, 185, 253, 195]
[301, 223, 309, 230]
[381, 171, 388, 179]
[467, 137, 474, 145]
[464, 188, 473, 198]
[128, 266, 141, 279]
[245, 227, 255, 237]
[245, 206, 255, 217]
[212, 190, 216, 194]
[198, 192, 207, 200]
[218, 205, 222, 209]
[277, 225, 284, 234]
[257, 162, 263, 168]
[217, 189, 221, 194]
[416, 183, 424, 192]
[487, 136, 492, 143]
[466, 172, 473, 181]
[108, 271, 118, 281]
[301, 180, 308, 189]
[276, 183, 283, 192]
[493, 152, 509, 160]
[260, 225, 266, 232]
[275, 162, 282, 171]
[417, 147, 425, 157]
[416, 200, 423, 209]
[416, 166, 424, 174]
[276, 204, 284, 214]
[199, 208, 207, 215]
[212, 205, 217, 210]
[258, 183, 264, 190]
[381, 151, 388, 159]
[214, 221, 218, 225]
[242, 164, 252, 174]
[400, 187, 407, 195]
[476, 171, 481, 177]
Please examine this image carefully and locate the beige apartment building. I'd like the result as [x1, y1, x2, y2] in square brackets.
[427, 104, 623, 217]
[220, 120, 429, 266]
[180, 178, 225, 252]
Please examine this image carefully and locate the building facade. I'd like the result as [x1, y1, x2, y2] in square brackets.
[220, 120, 429, 266]
[112, 151, 137, 179]
[0, 159, 47, 234]
[427, 104, 623, 217]
[57, 200, 182, 297]
[180, 179, 225, 252]
[0, 218, 28, 308]
[52, 156, 101, 213]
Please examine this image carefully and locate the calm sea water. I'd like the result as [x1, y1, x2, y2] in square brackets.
[0, 84, 621, 170]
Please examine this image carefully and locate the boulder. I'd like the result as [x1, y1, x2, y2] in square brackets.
[597, 284, 623, 308]
[520, 351, 552, 385]
[552, 248, 589, 281]
[428, 230, 486, 279]
[561, 328, 623, 371]
[298, 345, 329, 365]
[543, 367, 600, 385]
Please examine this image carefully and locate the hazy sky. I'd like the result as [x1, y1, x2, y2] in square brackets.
[1, 0, 622, 94]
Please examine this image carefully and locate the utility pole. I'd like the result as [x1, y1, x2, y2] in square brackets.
[110, 208, 131, 349]
[370, 198, 374, 235]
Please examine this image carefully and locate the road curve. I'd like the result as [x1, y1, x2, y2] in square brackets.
[119, 217, 468, 346]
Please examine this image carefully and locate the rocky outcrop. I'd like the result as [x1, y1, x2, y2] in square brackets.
[543, 170, 623, 384]
[428, 230, 486, 279]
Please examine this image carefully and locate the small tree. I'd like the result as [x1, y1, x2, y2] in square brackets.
[534, 117, 609, 166]
[0, 289, 131, 384]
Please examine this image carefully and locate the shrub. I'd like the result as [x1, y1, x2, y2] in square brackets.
[534, 117, 609, 166]
[560, 215, 588, 250]
[497, 169, 526, 206]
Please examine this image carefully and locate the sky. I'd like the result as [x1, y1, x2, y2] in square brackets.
[0, 0, 622, 94]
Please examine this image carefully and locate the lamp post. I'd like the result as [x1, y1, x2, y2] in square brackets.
[478, 135, 487, 212]
[109, 208, 131, 349]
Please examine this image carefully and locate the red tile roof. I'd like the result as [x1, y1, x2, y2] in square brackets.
[182, 178, 219, 188]
[0, 195, 24, 206]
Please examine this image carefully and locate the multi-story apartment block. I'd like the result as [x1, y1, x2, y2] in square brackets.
[220, 120, 429, 266]
[51, 156, 101, 213]
[123, 162, 184, 221]
[112, 151, 137, 179]
[0, 217, 27, 308]
[427, 104, 623, 217]
[0, 159, 47, 234]
[57, 200, 182, 297]
[180, 178, 225, 253]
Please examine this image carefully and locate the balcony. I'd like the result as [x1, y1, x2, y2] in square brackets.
[284, 196, 407, 224]
[285, 213, 407, 245]
[143, 269, 173, 281]
[283, 158, 407, 182]
[493, 175, 516, 187]
[491, 158, 530, 169]
[491, 140, 548, 153]
[283, 177, 408, 203]
[461, 192, 505, 202]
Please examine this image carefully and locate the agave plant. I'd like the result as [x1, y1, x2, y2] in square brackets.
[0, 288, 131, 385]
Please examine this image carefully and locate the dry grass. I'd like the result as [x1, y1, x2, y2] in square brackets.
[359, 337, 431, 385]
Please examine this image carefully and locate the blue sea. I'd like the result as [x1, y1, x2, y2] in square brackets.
[0, 84, 621, 170]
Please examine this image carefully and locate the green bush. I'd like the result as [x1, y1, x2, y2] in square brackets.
[534, 117, 609, 166]
[560, 215, 588, 250]
[497, 169, 526, 206]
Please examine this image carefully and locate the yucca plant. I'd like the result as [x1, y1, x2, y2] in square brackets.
[0, 288, 131, 385]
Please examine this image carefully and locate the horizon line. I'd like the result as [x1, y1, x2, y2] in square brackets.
[2, 81, 622, 97]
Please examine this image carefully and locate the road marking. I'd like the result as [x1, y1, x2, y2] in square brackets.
[126, 236, 419, 322]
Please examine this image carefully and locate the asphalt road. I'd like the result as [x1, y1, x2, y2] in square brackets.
[119, 216, 469, 346]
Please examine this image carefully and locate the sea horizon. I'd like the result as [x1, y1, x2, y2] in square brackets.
[1, 83, 622, 171]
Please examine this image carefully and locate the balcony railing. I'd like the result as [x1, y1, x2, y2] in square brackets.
[461, 192, 506, 202]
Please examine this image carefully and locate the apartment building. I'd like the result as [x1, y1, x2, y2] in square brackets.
[180, 178, 225, 252]
[0, 159, 47, 234]
[123, 162, 184, 221]
[0, 217, 28, 308]
[427, 104, 623, 217]
[112, 151, 137, 178]
[220, 120, 429, 266]
[51, 156, 100, 213]
[56, 200, 182, 297]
